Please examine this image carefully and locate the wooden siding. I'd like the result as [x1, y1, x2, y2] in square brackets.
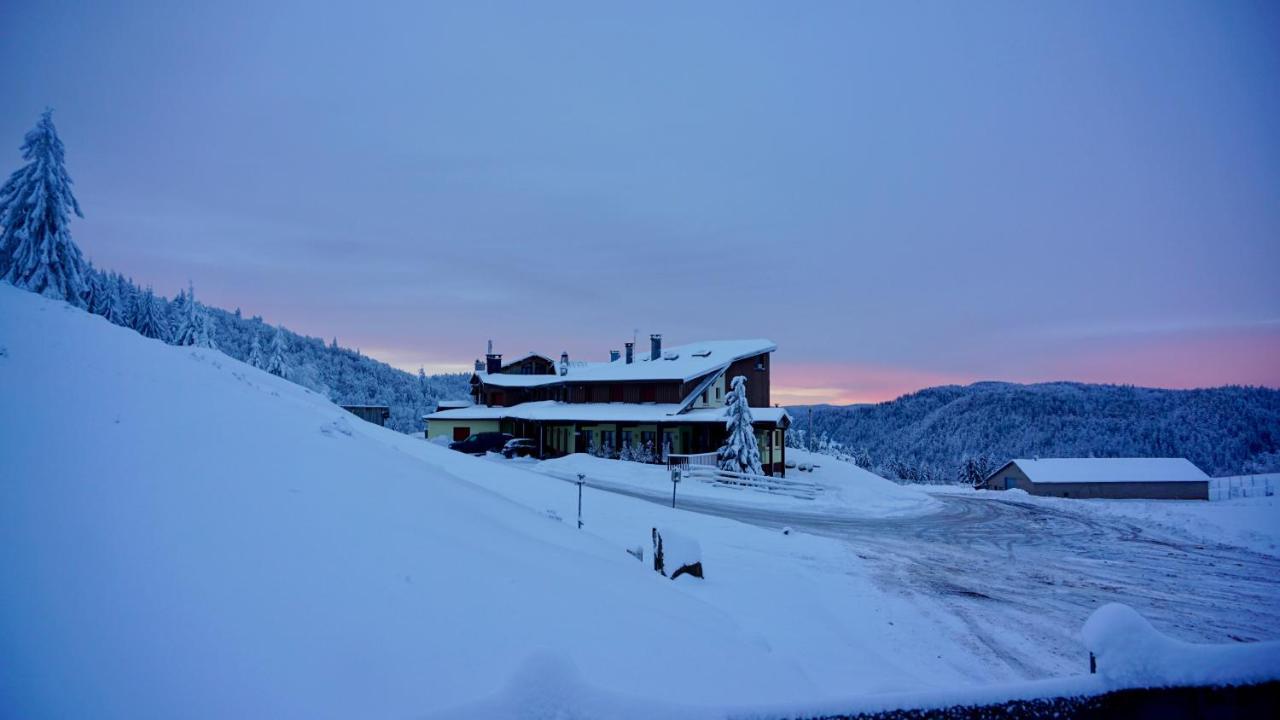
[722, 353, 771, 407]
[501, 356, 555, 375]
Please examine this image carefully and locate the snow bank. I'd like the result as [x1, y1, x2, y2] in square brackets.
[1082, 603, 1280, 688]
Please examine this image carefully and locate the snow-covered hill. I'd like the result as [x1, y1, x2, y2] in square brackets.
[0, 284, 991, 718]
[793, 381, 1280, 480]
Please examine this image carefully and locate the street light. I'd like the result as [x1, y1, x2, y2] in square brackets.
[576, 473, 586, 529]
[670, 467, 682, 508]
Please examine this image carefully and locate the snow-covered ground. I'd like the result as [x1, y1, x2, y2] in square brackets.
[525, 449, 938, 517]
[0, 285, 1039, 717]
[959, 487, 1280, 557]
[3, 284, 1278, 718]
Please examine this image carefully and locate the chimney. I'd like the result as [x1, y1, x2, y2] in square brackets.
[485, 353, 502, 374]
[609, 349, 620, 363]
[473, 359, 484, 372]
[624, 342, 634, 364]
[650, 334, 662, 361]
[559, 351, 569, 376]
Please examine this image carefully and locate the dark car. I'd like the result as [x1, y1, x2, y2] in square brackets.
[501, 438, 538, 459]
[448, 432, 513, 455]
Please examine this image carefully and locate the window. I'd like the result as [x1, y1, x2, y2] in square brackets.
[701, 390, 709, 405]
[715, 386, 722, 401]
[602, 430, 615, 452]
[621, 430, 633, 449]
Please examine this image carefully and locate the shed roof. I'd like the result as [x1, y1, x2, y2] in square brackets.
[993, 458, 1209, 484]
[475, 338, 775, 388]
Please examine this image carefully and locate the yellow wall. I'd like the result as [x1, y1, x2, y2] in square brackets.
[426, 418, 501, 441]
[690, 374, 727, 409]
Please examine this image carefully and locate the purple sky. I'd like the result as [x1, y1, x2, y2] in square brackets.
[2, 1, 1277, 404]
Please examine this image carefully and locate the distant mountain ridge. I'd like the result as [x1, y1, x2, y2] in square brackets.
[789, 381, 1280, 479]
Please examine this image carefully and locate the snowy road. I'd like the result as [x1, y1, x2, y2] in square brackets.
[577, 477, 1280, 679]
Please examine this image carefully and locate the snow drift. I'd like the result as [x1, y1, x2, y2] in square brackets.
[1081, 603, 1280, 689]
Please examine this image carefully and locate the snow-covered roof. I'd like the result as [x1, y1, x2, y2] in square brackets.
[499, 352, 553, 369]
[997, 458, 1210, 484]
[434, 400, 473, 409]
[425, 400, 790, 426]
[475, 338, 775, 388]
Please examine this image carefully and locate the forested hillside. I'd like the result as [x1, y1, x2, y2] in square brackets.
[80, 269, 471, 433]
[789, 382, 1280, 481]
[0, 109, 470, 434]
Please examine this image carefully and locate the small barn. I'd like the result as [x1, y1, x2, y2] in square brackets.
[340, 405, 390, 427]
[983, 458, 1210, 500]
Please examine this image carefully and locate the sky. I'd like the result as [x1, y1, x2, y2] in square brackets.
[2, 1, 1277, 405]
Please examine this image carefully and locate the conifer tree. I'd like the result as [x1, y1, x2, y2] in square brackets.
[84, 268, 108, 316]
[102, 274, 127, 325]
[717, 375, 763, 475]
[131, 287, 166, 340]
[171, 282, 200, 346]
[247, 331, 266, 369]
[265, 326, 289, 378]
[0, 110, 88, 305]
[194, 307, 217, 349]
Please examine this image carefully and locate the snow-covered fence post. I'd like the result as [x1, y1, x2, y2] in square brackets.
[575, 473, 585, 529]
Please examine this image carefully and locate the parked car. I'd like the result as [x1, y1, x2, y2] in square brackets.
[501, 438, 538, 459]
[448, 432, 513, 455]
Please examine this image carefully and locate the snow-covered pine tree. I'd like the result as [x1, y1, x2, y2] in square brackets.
[194, 304, 218, 349]
[247, 331, 266, 369]
[265, 326, 289, 378]
[171, 282, 200, 346]
[717, 375, 763, 475]
[0, 110, 88, 306]
[131, 287, 167, 340]
[83, 267, 105, 315]
[619, 441, 633, 462]
[102, 273, 127, 325]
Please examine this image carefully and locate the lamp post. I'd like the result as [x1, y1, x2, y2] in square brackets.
[576, 473, 586, 529]
[670, 467, 682, 508]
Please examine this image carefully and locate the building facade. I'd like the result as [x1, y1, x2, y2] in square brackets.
[425, 335, 790, 475]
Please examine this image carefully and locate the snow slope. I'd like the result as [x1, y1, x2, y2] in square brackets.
[0, 284, 989, 718]
[0, 285, 800, 717]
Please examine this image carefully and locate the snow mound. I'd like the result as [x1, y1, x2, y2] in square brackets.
[1081, 603, 1280, 688]
[656, 528, 702, 578]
